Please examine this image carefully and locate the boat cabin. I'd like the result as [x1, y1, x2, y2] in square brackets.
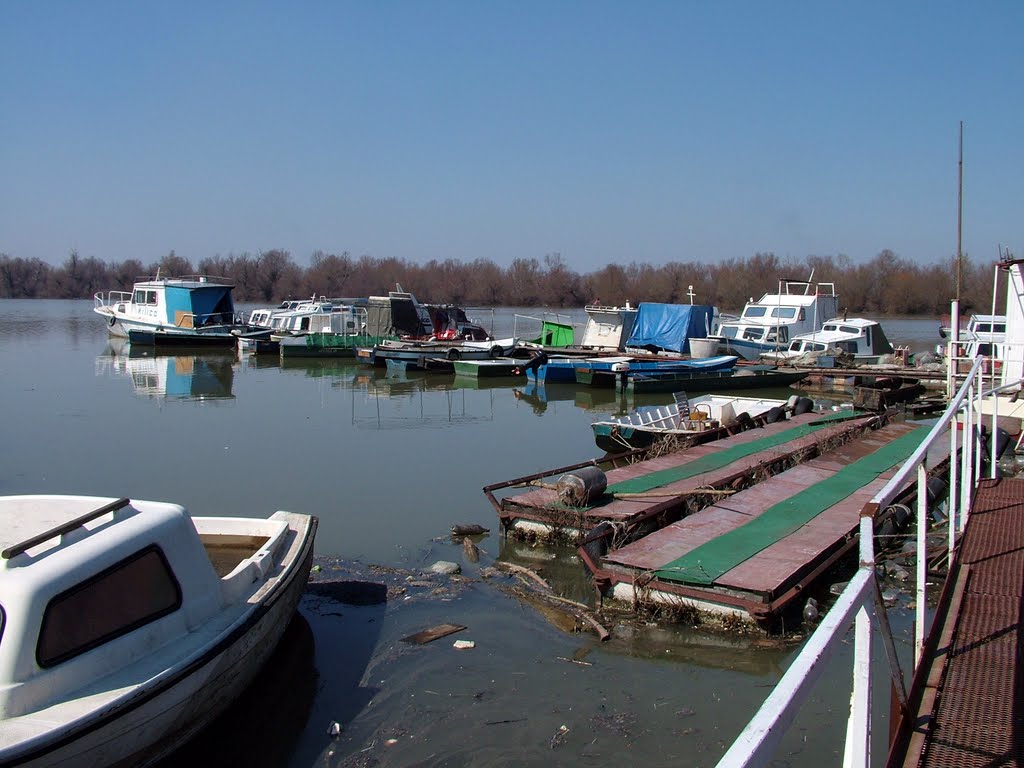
[580, 304, 639, 350]
[771, 318, 894, 361]
[713, 279, 839, 360]
[0, 496, 288, 720]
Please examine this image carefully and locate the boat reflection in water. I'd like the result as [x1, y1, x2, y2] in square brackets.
[512, 380, 628, 415]
[96, 340, 236, 403]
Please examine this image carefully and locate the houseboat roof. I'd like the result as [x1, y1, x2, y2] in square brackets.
[132, 275, 234, 289]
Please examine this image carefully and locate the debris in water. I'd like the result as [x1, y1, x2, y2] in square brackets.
[402, 623, 467, 645]
[550, 724, 570, 749]
[328, 721, 342, 736]
[452, 523, 489, 536]
[802, 597, 819, 623]
[429, 560, 461, 575]
[462, 537, 480, 562]
[453, 639, 476, 650]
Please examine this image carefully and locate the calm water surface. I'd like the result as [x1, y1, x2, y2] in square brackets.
[0, 300, 940, 767]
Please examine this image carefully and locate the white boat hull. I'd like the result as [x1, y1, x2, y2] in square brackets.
[0, 514, 316, 768]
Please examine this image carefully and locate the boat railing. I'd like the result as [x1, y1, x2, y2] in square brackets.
[94, 290, 132, 309]
[716, 354, 988, 767]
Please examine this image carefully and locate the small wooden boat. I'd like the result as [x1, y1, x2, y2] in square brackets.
[619, 366, 809, 394]
[591, 393, 807, 453]
[0, 495, 317, 766]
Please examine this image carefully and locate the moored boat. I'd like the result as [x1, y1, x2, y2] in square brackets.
[94, 275, 247, 347]
[710, 278, 839, 361]
[619, 365, 809, 394]
[590, 393, 811, 453]
[759, 317, 895, 364]
[0, 494, 316, 767]
[527, 354, 738, 384]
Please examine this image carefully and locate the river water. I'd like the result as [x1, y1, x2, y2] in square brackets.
[0, 300, 944, 767]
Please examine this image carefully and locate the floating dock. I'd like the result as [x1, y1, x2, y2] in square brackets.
[484, 410, 883, 541]
[583, 420, 937, 628]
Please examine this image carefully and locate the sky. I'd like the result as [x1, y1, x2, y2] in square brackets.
[2, 2, 1022, 272]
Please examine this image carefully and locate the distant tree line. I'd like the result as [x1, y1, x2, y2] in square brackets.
[0, 247, 1004, 315]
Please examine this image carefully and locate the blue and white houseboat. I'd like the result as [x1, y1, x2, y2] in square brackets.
[94, 275, 245, 347]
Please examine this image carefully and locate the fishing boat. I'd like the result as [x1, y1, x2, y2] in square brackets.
[710, 278, 839, 361]
[618, 365, 809, 395]
[0, 494, 316, 767]
[94, 275, 246, 347]
[759, 317, 895, 364]
[590, 393, 811, 453]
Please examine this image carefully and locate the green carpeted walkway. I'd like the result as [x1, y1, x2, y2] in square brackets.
[606, 411, 861, 497]
[654, 425, 928, 585]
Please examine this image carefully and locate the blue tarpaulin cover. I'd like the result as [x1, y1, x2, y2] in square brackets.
[625, 303, 715, 354]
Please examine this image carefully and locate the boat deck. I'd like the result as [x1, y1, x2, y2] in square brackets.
[491, 411, 881, 537]
[593, 421, 933, 623]
[892, 477, 1024, 767]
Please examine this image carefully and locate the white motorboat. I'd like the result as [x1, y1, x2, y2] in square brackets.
[0, 495, 317, 767]
[759, 317, 895, 364]
[710, 278, 839, 361]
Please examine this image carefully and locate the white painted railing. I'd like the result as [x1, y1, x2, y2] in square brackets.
[717, 355, 989, 768]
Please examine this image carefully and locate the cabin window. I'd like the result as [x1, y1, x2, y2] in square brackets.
[743, 307, 768, 319]
[772, 307, 797, 319]
[976, 343, 994, 357]
[742, 328, 765, 341]
[36, 546, 181, 668]
[823, 323, 837, 332]
[133, 290, 145, 304]
[840, 325, 858, 335]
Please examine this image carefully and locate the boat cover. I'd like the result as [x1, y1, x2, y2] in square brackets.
[625, 303, 716, 354]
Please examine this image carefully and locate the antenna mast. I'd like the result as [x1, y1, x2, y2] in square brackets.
[956, 121, 964, 299]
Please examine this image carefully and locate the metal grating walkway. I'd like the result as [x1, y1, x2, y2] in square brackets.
[909, 477, 1024, 767]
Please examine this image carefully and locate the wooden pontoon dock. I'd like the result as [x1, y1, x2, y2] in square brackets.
[484, 410, 883, 541]
[584, 420, 937, 628]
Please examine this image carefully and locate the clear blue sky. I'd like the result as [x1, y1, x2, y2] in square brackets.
[2, 1, 1021, 271]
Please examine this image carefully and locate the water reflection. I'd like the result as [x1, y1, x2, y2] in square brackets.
[513, 380, 630, 414]
[349, 367, 498, 429]
[96, 341, 236, 402]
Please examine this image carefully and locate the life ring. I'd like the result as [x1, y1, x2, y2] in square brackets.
[447, 347, 462, 361]
[108, 316, 116, 327]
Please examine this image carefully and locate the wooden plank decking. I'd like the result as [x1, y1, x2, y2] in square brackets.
[591, 421, 937, 624]
[497, 412, 879, 536]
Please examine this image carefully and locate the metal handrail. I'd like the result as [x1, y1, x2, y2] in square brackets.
[717, 354, 987, 767]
